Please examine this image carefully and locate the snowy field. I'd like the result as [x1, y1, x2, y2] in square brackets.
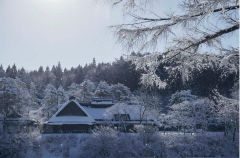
[11, 131, 238, 158]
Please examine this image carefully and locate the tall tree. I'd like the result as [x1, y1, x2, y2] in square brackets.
[94, 81, 111, 98]
[44, 66, 56, 86]
[5, 65, 12, 78]
[41, 84, 58, 113]
[0, 78, 18, 117]
[0, 64, 6, 77]
[11, 64, 17, 79]
[57, 86, 68, 104]
[103, 0, 239, 90]
[55, 62, 63, 88]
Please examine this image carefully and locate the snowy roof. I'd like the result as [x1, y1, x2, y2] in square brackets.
[47, 100, 96, 125]
[84, 105, 152, 121]
[84, 107, 109, 120]
[0, 114, 33, 121]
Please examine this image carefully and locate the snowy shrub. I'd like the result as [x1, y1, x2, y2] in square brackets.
[134, 125, 159, 144]
[0, 134, 21, 157]
[79, 126, 120, 158]
[63, 144, 70, 158]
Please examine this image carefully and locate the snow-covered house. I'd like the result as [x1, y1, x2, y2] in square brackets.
[0, 112, 35, 134]
[42, 99, 95, 133]
[43, 97, 156, 133]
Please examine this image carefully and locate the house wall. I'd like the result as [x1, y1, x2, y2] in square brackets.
[42, 124, 93, 134]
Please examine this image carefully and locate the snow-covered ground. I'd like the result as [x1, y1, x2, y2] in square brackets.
[16, 131, 238, 158]
[20, 133, 91, 158]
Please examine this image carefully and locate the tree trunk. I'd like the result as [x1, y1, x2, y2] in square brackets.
[233, 127, 236, 142]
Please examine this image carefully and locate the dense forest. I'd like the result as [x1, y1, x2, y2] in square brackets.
[0, 52, 238, 117]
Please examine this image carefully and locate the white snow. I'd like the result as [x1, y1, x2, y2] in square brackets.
[47, 100, 96, 125]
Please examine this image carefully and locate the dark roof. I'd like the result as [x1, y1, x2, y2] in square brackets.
[79, 102, 113, 108]
[57, 101, 88, 116]
[92, 98, 113, 101]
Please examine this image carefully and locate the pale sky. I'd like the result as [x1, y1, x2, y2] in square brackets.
[0, 0, 238, 71]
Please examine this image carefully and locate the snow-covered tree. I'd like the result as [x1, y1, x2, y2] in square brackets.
[131, 91, 162, 124]
[168, 101, 196, 134]
[104, 103, 133, 132]
[5, 66, 12, 78]
[102, 0, 239, 89]
[110, 83, 131, 101]
[14, 78, 38, 115]
[80, 79, 96, 101]
[169, 90, 197, 106]
[11, 64, 17, 79]
[79, 126, 120, 158]
[0, 77, 19, 117]
[57, 86, 68, 104]
[44, 66, 56, 86]
[55, 62, 63, 88]
[191, 98, 216, 132]
[0, 64, 6, 78]
[17, 67, 31, 86]
[67, 83, 81, 100]
[212, 90, 239, 141]
[41, 84, 58, 112]
[230, 81, 239, 100]
[29, 82, 37, 99]
[94, 81, 111, 98]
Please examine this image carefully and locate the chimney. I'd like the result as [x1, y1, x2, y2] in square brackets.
[69, 96, 76, 100]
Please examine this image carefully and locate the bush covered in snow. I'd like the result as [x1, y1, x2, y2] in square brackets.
[79, 126, 239, 158]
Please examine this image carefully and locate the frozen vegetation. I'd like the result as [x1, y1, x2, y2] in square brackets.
[0, 127, 238, 158]
[0, 0, 239, 157]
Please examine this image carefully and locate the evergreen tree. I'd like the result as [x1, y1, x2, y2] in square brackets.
[17, 67, 31, 87]
[11, 64, 17, 79]
[0, 78, 19, 117]
[74, 65, 85, 84]
[0, 64, 6, 77]
[44, 66, 56, 86]
[42, 84, 58, 111]
[92, 58, 96, 68]
[38, 66, 44, 76]
[29, 82, 38, 102]
[5, 65, 12, 78]
[55, 62, 63, 88]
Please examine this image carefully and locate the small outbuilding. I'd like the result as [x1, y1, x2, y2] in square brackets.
[0, 112, 35, 134]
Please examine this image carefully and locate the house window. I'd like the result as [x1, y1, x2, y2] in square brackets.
[113, 114, 130, 121]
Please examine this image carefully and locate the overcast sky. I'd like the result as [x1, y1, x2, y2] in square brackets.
[0, 0, 238, 71]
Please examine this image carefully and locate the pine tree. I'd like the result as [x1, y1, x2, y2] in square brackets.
[5, 65, 12, 78]
[74, 65, 85, 84]
[55, 62, 63, 88]
[17, 67, 31, 87]
[0, 64, 6, 77]
[44, 66, 56, 86]
[11, 64, 17, 79]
